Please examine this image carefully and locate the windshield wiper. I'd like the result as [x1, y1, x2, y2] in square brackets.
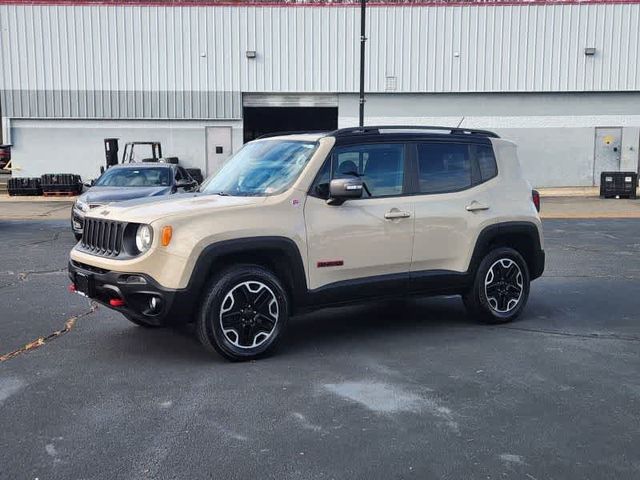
[212, 191, 230, 196]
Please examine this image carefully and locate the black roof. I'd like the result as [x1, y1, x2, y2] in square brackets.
[330, 126, 499, 138]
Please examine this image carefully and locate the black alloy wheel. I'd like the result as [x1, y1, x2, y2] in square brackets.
[463, 247, 530, 324]
[197, 265, 289, 361]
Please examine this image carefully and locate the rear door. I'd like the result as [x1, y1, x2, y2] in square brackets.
[410, 141, 497, 288]
[304, 142, 414, 296]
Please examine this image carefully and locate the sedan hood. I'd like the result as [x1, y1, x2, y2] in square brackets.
[79, 186, 172, 205]
[87, 193, 268, 224]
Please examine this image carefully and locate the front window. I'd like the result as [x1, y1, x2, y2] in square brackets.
[311, 143, 406, 199]
[202, 140, 317, 196]
[94, 168, 172, 187]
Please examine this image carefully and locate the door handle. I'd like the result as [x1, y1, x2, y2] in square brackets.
[466, 202, 490, 212]
[384, 209, 411, 220]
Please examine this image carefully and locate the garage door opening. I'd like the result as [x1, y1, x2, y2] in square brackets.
[243, 107, 338, 143]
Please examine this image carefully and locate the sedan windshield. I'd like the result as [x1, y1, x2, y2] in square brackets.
[202, 140, 317, 196]
[95, 168, 172, 187]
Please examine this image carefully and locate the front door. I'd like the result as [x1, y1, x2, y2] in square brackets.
[304, 142, 414, 298]
[206, 127, 232, 176]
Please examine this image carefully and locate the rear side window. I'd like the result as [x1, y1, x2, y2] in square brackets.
[416, 143, 472, 194]
[472, 144, 498, 182]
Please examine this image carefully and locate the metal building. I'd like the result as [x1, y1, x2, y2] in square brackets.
[1, 0, 639, 186]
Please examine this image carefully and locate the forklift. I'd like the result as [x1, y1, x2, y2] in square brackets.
[103, 139, 173, 169]
[101, 138, 202, 182]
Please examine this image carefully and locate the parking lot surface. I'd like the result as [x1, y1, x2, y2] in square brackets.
[0, 218, 639, 479]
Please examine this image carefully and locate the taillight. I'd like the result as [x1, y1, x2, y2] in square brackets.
[532, 190, 540, 212]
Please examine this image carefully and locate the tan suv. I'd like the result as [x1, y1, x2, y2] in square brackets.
[68, 126, 545, 361]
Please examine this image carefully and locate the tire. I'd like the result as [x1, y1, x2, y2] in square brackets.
[74, 232, 82, 241]
[197, 265, 289, 361]
[122, 313, 164, 328]
[463, 247, 530, 324]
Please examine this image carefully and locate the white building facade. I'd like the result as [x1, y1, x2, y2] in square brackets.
[1, 0, 639, 186]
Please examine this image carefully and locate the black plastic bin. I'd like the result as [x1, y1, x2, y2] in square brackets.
[600, 172, 638, 199]
[41, 173, 83, 194]
[7, 177, 43, 196]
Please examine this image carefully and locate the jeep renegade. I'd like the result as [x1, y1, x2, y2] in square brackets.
[68, 126, 545, 361]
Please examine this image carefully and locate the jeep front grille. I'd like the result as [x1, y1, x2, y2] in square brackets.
[81, 218, 125, 257]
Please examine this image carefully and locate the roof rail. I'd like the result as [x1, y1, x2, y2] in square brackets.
[330, 126, 500, 138]
[255, 130, 330, 140]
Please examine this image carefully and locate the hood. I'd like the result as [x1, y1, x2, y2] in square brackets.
[79, 186, 172, 204]
[87, 193, 268, 224]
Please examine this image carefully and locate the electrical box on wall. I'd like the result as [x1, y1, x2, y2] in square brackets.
[594, 127, 622, 185]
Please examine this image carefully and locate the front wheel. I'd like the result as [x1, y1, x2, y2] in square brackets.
[463, 247, 530, 324]
[74, 232, 83, 241]
[197, 265, 289, 361]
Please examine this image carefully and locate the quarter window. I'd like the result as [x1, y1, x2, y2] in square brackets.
[473, 144, 498, 182]
[417, 143, 472, 194]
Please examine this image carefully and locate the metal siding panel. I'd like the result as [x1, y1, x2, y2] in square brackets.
[2, 4, 640, 120]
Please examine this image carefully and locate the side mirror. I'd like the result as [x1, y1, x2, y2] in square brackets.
[327, 178, 363, 205]
[176, 179, 196, 189]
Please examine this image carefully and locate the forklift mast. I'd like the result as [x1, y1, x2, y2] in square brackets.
[122, 142, 163, 163]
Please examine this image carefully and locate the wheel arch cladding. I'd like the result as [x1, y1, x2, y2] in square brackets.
[470, 222, 544, 280]
[190, 237, 308, 311]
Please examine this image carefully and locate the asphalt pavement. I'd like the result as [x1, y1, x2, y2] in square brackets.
[0, 218, 639, 479]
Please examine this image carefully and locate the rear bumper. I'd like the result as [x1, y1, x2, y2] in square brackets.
[530, 249, 545, 280]
[68, 260, 198, 325]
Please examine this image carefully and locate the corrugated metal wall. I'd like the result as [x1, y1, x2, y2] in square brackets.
[1, 3, 639, 119]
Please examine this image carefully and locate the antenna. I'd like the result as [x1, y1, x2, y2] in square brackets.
[456, 116, 465, 128]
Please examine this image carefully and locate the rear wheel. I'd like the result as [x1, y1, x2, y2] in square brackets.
[197, 265, 289, 361]
[463, 247, 530, 324]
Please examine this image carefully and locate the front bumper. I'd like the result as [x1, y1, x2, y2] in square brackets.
[68, 260, 198, 325]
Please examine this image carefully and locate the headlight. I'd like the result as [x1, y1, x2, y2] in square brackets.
[135, 224, 153, 253]
[75, 200, 89, 212]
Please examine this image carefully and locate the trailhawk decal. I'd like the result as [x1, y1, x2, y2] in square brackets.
[317, 260, 344, 268]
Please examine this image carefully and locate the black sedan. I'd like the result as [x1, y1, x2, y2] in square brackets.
[71, 163, 198, 240]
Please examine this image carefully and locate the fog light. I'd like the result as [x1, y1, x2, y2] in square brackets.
[121, 275, 147, 285]
[149, 296, 162, 313]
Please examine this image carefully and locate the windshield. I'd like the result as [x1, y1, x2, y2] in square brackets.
[95, 167, 172, 187]
[202, 140, 317, 196]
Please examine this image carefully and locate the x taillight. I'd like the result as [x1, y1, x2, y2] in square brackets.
[532, 190, 541, 212]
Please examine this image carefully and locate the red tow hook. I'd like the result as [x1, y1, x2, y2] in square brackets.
[68, 284, 77, 293]
[109, 298, 125, 307]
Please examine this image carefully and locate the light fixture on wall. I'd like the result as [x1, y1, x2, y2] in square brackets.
[246, 50, 257, 59]
[584, 47, 596, 56]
